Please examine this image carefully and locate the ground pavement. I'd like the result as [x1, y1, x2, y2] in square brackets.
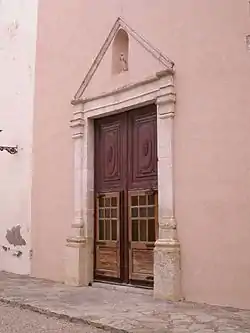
[0, 302, 104, 333]
[0, 272, 250, 333]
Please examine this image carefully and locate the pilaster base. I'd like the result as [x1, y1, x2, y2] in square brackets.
[64, 236, 93, 286]
[154, 239, 182, 301]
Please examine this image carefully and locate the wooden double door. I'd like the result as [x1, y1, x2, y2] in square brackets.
[94, 104, 158, 286]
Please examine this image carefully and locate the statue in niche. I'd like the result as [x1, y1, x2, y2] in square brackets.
[119, 52, 128, 72]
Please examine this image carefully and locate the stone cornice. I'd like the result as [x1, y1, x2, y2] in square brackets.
[71, 69, 174, 106]
[70, 73, 176, 123]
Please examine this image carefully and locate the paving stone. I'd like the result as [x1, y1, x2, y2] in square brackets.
[194, 314, 217, 322]
[0, 272, 250, 332]
[188, 323, 211, 332]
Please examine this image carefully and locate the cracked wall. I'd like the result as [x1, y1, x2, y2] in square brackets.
[0, 0, 38, 274]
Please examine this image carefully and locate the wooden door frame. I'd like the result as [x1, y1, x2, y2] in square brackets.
[67, 69, 182, 300]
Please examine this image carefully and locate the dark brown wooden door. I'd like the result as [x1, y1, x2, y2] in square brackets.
[94, 105, 158, 286]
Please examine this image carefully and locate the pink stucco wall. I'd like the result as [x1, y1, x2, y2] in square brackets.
[32, 0, 250, 308]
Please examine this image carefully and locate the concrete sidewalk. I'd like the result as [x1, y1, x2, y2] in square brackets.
[0, 272, 249, 333]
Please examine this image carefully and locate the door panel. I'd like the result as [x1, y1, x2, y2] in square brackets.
[95, 192, 121, 279]
[128, 190, 158, 282]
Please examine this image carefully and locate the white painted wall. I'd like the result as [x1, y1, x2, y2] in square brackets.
[0, 0, 38, 274]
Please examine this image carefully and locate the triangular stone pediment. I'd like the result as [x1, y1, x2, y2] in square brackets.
[73, 17, 174, 102]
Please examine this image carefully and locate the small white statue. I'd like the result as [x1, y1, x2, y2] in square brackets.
[119, 52, 128, 72]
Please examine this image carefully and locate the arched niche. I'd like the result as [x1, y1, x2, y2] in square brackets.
[112, 29, 129, 74]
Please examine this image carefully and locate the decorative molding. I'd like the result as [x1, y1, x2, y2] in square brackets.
[66, 236, 86, 248]
[72, 70, 174, 106]
[72, 74, 176, 124]
[157, 83, 176, 119]
[71, 72, 176, 122]
[70, 111, 85, 139]
[155, 239, 180, 249]
[73, 17, 174, 101]
[84, 89, 158, 114]
[66, 236, 86, 243]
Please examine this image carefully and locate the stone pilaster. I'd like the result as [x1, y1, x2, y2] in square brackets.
[64, 104, 90, 286]
[154, 77, 182, 301]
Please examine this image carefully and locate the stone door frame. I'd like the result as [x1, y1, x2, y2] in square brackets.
[66, 69, 182, 300]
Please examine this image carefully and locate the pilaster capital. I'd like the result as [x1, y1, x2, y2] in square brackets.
[70, 104, 85, 139]
[66, 236, 86, 248]
[157, 83, 176, 119]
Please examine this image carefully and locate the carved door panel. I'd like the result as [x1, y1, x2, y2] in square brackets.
[94, 105, 158, 285]
[128, 105, 158, 191]
[95, 113, 126, 193]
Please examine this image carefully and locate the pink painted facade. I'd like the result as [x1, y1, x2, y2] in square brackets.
[32, 0, 250, 309]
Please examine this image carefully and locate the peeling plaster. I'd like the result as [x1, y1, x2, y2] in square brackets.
[6, 225, 26, 247]
[2, 246, 23, 258]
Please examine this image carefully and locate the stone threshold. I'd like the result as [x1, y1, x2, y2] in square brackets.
[92, 281, 153, 296]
